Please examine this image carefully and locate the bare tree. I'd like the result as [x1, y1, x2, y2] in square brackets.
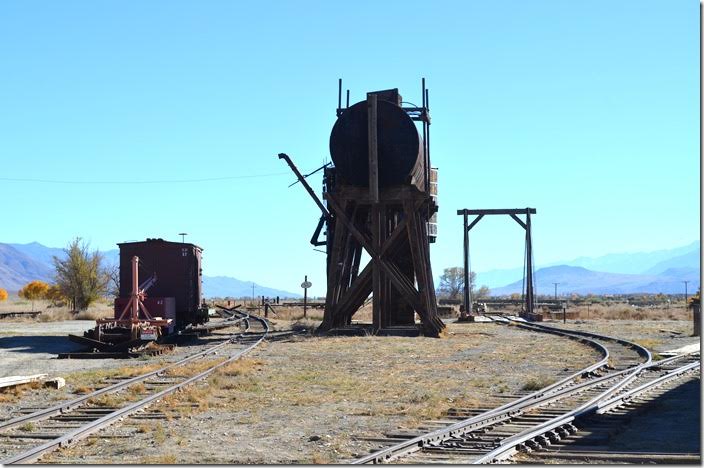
[438, 267, 491, 300]
[106, 262, 120, 297]
[438, 267, 471, 300]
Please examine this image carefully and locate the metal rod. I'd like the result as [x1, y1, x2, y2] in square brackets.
[337, 78, 342, 114]
[278, 153, 330, 219]
[422, 78, 428, 192]
[425, 89, 430, 190]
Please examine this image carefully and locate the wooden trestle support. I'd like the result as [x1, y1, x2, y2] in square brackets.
[319, 185, 445, 337]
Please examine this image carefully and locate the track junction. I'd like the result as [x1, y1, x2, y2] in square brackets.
[0, 311, 272, 465]
[352, 317, 700, 464]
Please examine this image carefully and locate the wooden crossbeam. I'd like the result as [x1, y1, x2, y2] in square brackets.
[334, 261, 372, 325]
[322, 188, 443, 336]
[509, 213, 527, 230]
[325, 193, 375, 256]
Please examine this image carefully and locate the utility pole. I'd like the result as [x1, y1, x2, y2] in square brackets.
[552, 282, 560, 301]
[178, 232, 188, 243]
[252, 283, 255, 305]
[683, 281, 690, 308]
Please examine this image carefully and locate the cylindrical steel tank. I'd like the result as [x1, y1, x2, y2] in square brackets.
[329, 100, 425, 189]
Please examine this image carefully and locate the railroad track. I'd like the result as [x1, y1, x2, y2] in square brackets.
[0, 312, 270, 465]
[353, 317, 700, 464]
[518, 362, 700, 464]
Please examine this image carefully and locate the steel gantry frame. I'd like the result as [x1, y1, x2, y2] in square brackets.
[456, 208, 537, 320]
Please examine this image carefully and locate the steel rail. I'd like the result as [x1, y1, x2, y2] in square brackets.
[472, 358, 700, 464]
[597, 360, 700, 414]
[509, 319, 653, 364]
[352, 318, 650, 464]
[0, 319, 251, 432]
[1, 314, 269, 465]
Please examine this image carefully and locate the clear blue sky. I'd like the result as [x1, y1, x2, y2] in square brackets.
[0, 1, 699, 296]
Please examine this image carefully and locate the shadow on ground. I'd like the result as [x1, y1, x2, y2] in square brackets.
[0, 335, 83, 355]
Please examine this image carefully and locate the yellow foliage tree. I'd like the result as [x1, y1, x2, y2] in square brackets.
[44, 284, 66, 306]
[18, 280, 50, 311]
[0, 288, 8, 302]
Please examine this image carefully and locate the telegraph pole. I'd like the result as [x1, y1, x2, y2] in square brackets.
[683, 280, 690, 308]
[552, 282, 560, 301]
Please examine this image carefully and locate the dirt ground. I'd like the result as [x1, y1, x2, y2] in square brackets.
[1, 317, 697, 464]
[0, 318, 255, 423]
[542, 318, 700, 355]
[37, 320, 603, 464]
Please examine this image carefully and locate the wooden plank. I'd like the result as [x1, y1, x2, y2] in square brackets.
[372, 205, 382, 331]
[456, 208, 537, 215]
[367, 93, 379, 203]
[324, 192, 375, 256]
[0, 374, 48, 389]
[335, 262, 373, 326]
[320, 200, 350, 331]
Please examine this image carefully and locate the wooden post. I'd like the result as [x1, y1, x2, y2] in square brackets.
[693, 303, 700, 337]
[463, 213, 470, 319]
[303, 275, 308, 319]
[367, 93, 379, 203]
[368, 93, 381, 332]
[525, 211, 534, 317]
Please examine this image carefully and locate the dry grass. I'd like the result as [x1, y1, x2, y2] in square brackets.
[38, 309, 74, 322]
[73, 385, 94, 394]
[74, 309, 113, 320]
[201, 326, 596, 428]
[19, 422, 36, 432]
[568, 304, 691, 321]
[522, 375, 556, 391]
[66, 362, 164, 396]
[163, 358, 224, 378]
[88, 393, 126, 408]
[37, 322, 604, 465]
[217, 358, 262, 378]
[0, 296, 114, 321]
[290, 318, 320, 333]
[140, 454, 177, 464]
[311, 453, 331, 464]
[632, 338, 662, 350]
[115, 363, 164, 378]
[127, 382, 146, 395]
[0, 381, 43, 403]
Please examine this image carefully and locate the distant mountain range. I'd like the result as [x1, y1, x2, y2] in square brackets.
[491, 265, 700, 296]
[1, 240, 699, 298]
[475, 241, 700, 294]
[0, 242, 300, 298]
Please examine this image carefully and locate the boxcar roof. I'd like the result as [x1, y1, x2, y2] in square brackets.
[117, 238, 203, 251]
